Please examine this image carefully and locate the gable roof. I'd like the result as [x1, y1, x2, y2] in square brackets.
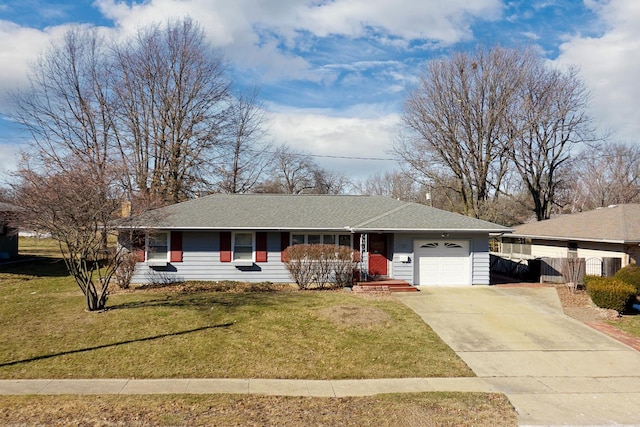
[129, 194, 509, 233]
[512, 204, 640, 243]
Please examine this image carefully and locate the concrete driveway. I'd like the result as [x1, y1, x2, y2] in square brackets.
[395, 286, 640, 426]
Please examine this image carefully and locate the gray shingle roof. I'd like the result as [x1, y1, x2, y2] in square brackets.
[130, 194, 509, 233]
[512, 204, 640, 243]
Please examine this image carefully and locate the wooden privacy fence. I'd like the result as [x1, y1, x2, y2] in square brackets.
[539, 257, 621, 284]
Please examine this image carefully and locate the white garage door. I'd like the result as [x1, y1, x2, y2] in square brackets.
[415, 240, 470, 286]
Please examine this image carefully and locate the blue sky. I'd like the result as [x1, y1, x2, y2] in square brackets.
[1, 0, 639, 180]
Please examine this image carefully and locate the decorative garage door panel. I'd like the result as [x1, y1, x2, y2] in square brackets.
[415, 240, 470, 286]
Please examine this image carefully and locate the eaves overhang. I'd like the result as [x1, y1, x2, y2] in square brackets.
[510, 233, 638, 245]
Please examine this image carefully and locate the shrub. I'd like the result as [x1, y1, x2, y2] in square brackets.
[585, 276, 636, 314]
[582, 275, 601, 288]
[283, 244, 357, 290]
[613, 263, 640, 294]
[561, 258, 585, 292]
[115, 251, 139, 289]
[332, 246, 358, 287]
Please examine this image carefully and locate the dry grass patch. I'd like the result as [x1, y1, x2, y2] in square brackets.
[0, 393, 516, 426]
[317, 304, 392, 328]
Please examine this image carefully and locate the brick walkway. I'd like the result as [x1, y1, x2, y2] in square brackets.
[585, 321, 640, 352]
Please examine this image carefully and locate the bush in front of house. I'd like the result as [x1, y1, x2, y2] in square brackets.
[115, 251, 139, 289]
[613, 263, 640, 294]
[584, 276, 637, 314]
[283, 244, 357, 290]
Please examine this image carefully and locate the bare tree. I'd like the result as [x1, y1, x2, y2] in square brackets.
[215, 89, 271, 193]
[396, 46, 533, 218]
[271, 145, 315, 194]
[8, 27, 129, 311]
[112, 18, 230, 204]
[11, 161, 126, 311]
[0, 187, 10, 203]
[256, 145, 347, 194]
[356, 170, 424, 202]
[509, 63, 593, 220]
[11, 28, 118, 182]
[308, 167, 350, 194]
[397, 45, 595, 221]
[570, 142, 640, 210]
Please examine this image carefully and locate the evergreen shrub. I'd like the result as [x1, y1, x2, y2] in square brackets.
[613, 263, 640, 294]
[585, 276, 636, 314]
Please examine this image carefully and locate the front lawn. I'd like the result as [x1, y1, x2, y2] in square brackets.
[607, 314, 640, 338]
[0, 239, 473, 380]
[0, 393, 516, 426]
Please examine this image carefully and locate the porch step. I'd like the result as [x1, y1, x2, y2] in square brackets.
[354, 280, 418, 293]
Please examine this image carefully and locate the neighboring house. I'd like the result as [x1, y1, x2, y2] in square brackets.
[122, 194, 510, 287]
[0, 202, 20, 259]
[499, 204, 640, 275]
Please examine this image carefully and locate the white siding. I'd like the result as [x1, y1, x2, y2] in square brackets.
[530, 239, 630, 267]
[531, 241, 568, 259]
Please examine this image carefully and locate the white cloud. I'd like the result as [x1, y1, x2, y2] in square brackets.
[0, 0, 505, 98]
[555, 0, 640, 142]
[0, 21, 65, 92]
[0, 140, 22, 176]
[285, 0, 503, 43]
[92, 0, 504, 82]
[267, 107, 401, 179]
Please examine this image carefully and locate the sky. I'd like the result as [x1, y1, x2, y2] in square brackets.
[0, 0, 639, 182]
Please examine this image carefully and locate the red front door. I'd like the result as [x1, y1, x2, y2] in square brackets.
[368, 234, 388, 276]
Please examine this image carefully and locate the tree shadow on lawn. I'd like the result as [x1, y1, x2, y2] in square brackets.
[108, 288, 300, 312]
[0, 256, 69, 278]
[0, 323, 233, 369]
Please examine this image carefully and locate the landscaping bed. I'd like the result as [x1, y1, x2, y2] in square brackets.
[554, 284, 620, 322]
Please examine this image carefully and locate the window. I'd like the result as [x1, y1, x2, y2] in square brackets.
[233, 232, 254, 261]
[444, 242, 463, 248]
[147, 232, 168, 262]
[338, 235, 351, 247]
[323, 235, 336, 245]
[290, 233, 352, 247]
[307, 234, 321, 245]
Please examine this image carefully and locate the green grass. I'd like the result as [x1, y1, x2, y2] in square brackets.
[17, 236, 62, 258]
[0, 238, 473, 380]
[0, 393, 517, 426]
[607, 313, 640, 338]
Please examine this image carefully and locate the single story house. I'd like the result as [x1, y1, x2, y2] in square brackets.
[500, 204, 640, 275]
[0, 202, 20, 259]
[123, 194, 510, 287]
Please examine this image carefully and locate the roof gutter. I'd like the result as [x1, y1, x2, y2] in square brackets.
[510, 233, 634, 244]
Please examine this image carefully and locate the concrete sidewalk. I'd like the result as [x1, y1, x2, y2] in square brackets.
[0, 377, 494, 397]
[396, 287, 640, 426]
